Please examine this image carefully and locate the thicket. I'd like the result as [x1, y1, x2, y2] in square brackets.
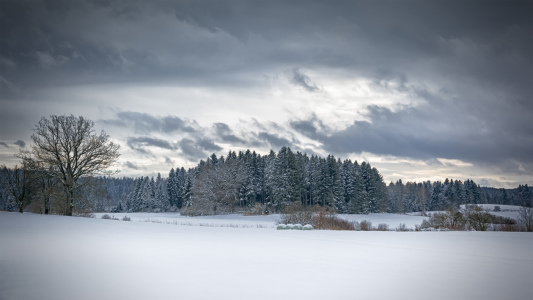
[417, 205, 521, 231]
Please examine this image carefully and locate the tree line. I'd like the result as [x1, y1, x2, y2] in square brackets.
[3, 146, 532, 215]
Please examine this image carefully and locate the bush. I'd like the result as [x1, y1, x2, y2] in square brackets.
[353, 221, 361, 231]
[498, 224, 521, 232]
[122, 215, 131, 221]
[396, 223, 409, 232]
[278, 203, 320, 226]
[101, 214, 118, 220]
[493, 206, 501, 212]
[465, 205, 493, 231]
[313, 209, 355, 230]
[376, 223, 389, 231]
[359, 220, 373, 231]
[421, 209, 466, 230]
[303, 224, 313, 230]
[490, 215, 515, 225]
[73, 212, 95, 218]
[276, 224, 287, 230]
[277, 205, 357, 231]
[293, 224, 303, 230]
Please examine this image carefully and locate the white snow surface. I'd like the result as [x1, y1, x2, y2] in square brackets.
[93, 212, 429, 230]
[1, 212, 532, 300]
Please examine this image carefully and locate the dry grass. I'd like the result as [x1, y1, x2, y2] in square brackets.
[313, 209, 355, 230]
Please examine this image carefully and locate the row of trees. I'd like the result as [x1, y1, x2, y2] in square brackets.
[388, 179, 485, 213]
[2, 146, 532, 215]
[388, 179, 532, 214]
[1, 115, 531, 216]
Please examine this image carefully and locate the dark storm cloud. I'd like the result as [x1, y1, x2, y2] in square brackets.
[1, 0, 530, 99]
[1, 0, 531, 185]
[13, 140, 25, 148]
[290, 69, 319, 92]
[103, 112, 197, 134]
[292, 98, 533, 174]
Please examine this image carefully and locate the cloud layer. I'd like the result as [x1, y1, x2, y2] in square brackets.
[0, 0, 531, 187]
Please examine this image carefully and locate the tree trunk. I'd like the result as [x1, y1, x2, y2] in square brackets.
[66, 189, 74, 216]
[18, 205, 23, 213]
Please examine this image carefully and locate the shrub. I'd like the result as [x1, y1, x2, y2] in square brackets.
[493, 206, 501, 212]
[122, 215, 131, 221]
[465, 205, 493, 231]
[490, 215, 515, 225]
[303, 224, 313, 230]
[376, 223, 389, 231]
[73, 212, 95, 218]
[360, 220, 373, 231]
[285, 224, 294, 229]
[101, 214, 118, 220]
[278, 203, 320, 226]
[276, 224, 286, 230]
[498, 224, 521, 232]
[313, 209, 355, 230]
[422, 209, 466, 230]
[396, 223, 409, 232]
[293, 224, 303, 230]
[353, 221, 361, 231]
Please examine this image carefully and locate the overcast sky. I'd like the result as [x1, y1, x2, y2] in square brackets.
[1, 0, 531, 188]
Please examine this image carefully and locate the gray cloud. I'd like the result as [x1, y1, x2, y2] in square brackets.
[290, 69, 319, 92]
[124, 161, 140, 170]
[106, 112, 197, 135]
[292, 99, 533, 176]
[178, 138, 207, 161]
[257, 132, 292, 149]
[290, 114, 327, 140]
[13, 140, 25, 148]
[0, 0, 531, 186]
[197, 138, 222, 152]
[125, 136, 175, 157]
[164, 156, 174, 166]
[127, 136, 175, 150]
[213, 123, 245, 144]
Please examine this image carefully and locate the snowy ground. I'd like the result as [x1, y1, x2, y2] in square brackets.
[1, 212, 532, 300]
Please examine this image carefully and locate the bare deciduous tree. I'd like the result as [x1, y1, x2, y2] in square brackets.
[517, 206, 533, 232]
[28, 115, 120, 216]
[184, 158, 247, 216]
[465, 205, 493, 231]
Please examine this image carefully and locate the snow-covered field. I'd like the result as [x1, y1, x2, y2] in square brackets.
[92, 212, 429, 230]
[1, 212, 532, 300]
